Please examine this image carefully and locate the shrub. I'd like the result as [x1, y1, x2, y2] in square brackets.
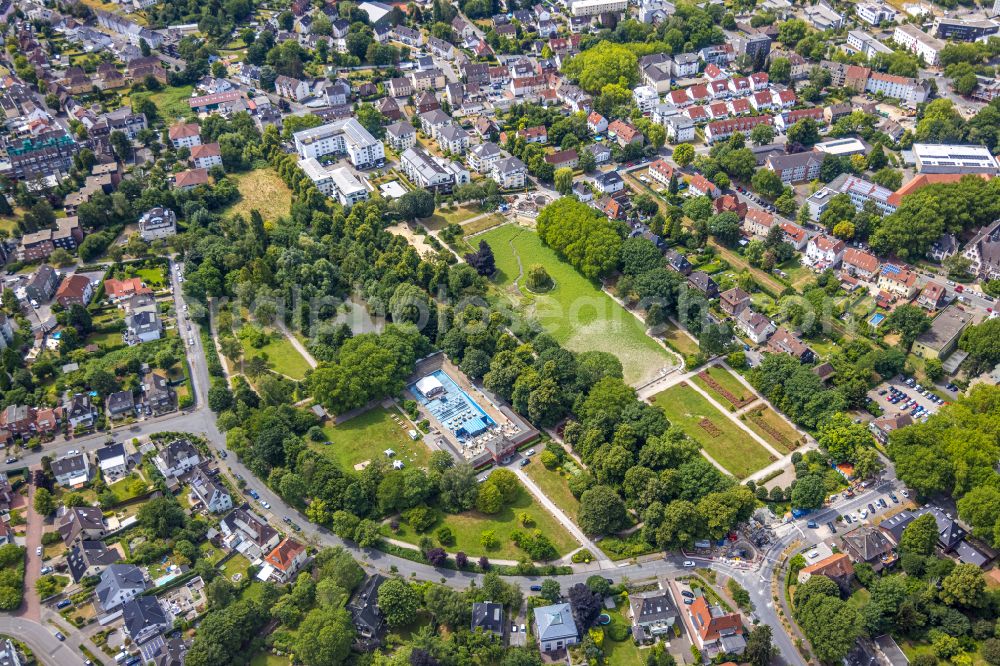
[436, 526, 455, 546]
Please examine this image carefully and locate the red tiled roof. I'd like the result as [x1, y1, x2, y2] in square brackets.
[264, 538, 305, 571]
[168, 123, 199, 140]
[174, 168, 210, 188]
[190, 142, 221, 159]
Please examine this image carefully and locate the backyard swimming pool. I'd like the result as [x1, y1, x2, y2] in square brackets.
[411, 370, 494, 442]
[869, 312, 886, 327]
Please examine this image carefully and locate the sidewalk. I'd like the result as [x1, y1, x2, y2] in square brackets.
[513, 465, 611, 565]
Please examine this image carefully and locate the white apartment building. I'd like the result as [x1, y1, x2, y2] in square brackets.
[298, 157, 370, 207]
[856, 3, 897, 25]
[633, 86, 659, 114]
[806, 174, 895, 221]
[293, 119, 385, 169]
[892, 24, 944, 65]
[865, 72, 930, 106]
[571, 0, 628, 16]
[847, 30, 894, 57]
[400, 147, 469, 191]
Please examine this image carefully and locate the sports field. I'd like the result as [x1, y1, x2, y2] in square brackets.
[651, 383, 775, 478]
[478, 224, 676, 385]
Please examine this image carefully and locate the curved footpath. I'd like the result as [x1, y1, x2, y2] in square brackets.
[3, 271, 903, 666]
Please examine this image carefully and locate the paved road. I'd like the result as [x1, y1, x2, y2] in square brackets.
[0, 616, 90, 665]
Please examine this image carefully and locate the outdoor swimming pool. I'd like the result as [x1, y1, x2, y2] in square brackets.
[411, 370, 494, 441]
[869, 312, 886, 327]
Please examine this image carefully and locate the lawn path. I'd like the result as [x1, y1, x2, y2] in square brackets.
[274, 320, 318, 369]
[680, 375, 783, 460]
[512, 465, 612, 565]
[507, 228, 527, 298]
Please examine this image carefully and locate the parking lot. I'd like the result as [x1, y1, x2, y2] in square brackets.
[868, 376, 954, 423]
[839, 487, 907, 527]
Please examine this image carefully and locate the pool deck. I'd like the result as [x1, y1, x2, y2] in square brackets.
[405, 353, 538, 468]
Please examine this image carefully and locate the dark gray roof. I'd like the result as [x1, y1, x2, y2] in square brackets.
[879, 511, 914, 543]
[348, 574, 386, 636]
[51, 454, 88, 479]
[912, 505, 967, 550]
[95, 564, 146, 610]
[67, 540, 120, 582]
[161, 439, 199, 468]
[630, 591, 677, 625]
[107, 390, 135, 414]
[95, 443, 126, 464]
[122, 596, 168, 643]
[471, 601, 504, 634]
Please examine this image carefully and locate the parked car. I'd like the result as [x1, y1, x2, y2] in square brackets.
[56, 599, 72, 609]
[806, 521, 817, 528]
[681, 590, 695, 598]
[520, 459, 530, 467]
[54, 632, 65, 642]
[35, 546, 42, 556]
[4, 457, 15, 464]
[827, 521, 837, 533]
[260, 500, 271, 510]
[530, 585, 542, 591]
[683, 560, 696, 567]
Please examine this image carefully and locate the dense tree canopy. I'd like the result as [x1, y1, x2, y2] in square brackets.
[537, 197, 625, 279]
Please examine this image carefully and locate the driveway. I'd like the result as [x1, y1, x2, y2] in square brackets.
[18, 480, 42, 622]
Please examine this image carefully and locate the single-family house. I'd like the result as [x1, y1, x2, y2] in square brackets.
[535, 603, 579, 652]
[189, 467, 232, 513]
[154, 439, 201, 478]
[122, 596, 169, 644]
[629, 590, 677, 643]
[737, 309, 776, 344]
[95, 564, 147, 611]
[51, 453, 90, 487]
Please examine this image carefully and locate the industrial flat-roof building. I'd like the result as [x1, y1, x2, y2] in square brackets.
[912, 143, 1000, 175]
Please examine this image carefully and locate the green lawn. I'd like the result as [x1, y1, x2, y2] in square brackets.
[743, 407, 802, 453]
[651, 384, 775, 478]
[384, 484, 579, 560]
[249, 654, 290, 666]
[220, 553, 251, 582]
[226, 169, 294, 225]
[480, 224, 676, 385]
[523, 459, 580, 518]
[146, 85, 194, 121]
[691, 365, 755, 408]
[660, 322, 700, 356]
[601, 608, 645, 666]
[462, 214, 507, 236]
[133, 267, 167, 289]
[242, 331, 311, 380]
[108, 474, 148, 503]
[316, 407, 430, 472]
[422, 205, 483, 229]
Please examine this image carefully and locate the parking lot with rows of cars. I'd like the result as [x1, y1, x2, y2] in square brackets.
[868, 375, 957, 424]
[840, 487, 907, 528]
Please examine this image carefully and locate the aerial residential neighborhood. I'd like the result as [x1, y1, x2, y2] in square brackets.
[0, 0, 999, 665]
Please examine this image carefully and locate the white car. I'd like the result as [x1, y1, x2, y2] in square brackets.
[35, 546, 42, 556]
[859, 509, 868, 519]
[260, 500, 271, 510]
[683, 560, 696, 567]
[525, 449, 536, 456]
